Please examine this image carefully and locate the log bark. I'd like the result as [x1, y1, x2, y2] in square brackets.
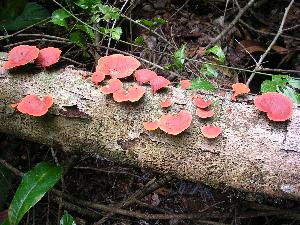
[0, 53, 299, 200]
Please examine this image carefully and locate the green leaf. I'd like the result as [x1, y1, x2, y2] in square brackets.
[261, 80, 277, 93]
[134, 36, 144, 45]
[98, 4, 120, 21]
[108, 27, 122, 40]
[205, 44, 225, 63]
[191, 77, 215, 91]
[200, 63, 218, 77]
[272, 75, 289, 86]
[0, 2, 49, 31]
[173, 44, 187, 70]
[0, 219, 9, 225]
[60, 211, 76, 225]
[50, 9, 70, 28]
[69, 31, 87, 49]
[8, 162, 63, 225]
[137, 19, 154, 28]
[288, 78, 300, 89]
[0, 164, 14, 210]
[75, 24, 95, 41]
[0, 0, 27, 21]
[280, 86, 300, 104]
[75, 0, 100, 10]
[154, 17, 167, 25]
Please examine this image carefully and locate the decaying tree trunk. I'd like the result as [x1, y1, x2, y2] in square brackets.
[0, 53, 299, 200]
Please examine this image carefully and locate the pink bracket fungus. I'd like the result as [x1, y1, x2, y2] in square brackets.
[134, 69, 158, 85]
[196, 108, 214, 118]
[101, 78, 123, 94]
[92, 71, 106, 88]
[158, 110, 192, 135]
[3, 45, 39, 70]
[149, 76, 171, 94]
[12, 94, 53, 116]
[112, 86, 145, 102]
[254, 92, 293, 121]
[35, 47, 61, 68]
[232, 83, 250, 101]
[160, 99, 173, 108]
[193, 95, 212, 108]
[143, 121, 159, 131]
[180, 80, 191, 90]
[201, 125, 222, 139]
[96, 54, 141, 79]
[127, 86, 145, 102]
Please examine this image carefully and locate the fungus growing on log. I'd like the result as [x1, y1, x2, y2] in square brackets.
[134, 69, 157, 85]
[96, 54, 141, 79]
[35, 47, 61, 68]
[232, 83, 250, 101]
[112, 88, 128, 102]
[158, 110, 192, 135]
[180, 79, 191, 90]
[193, 95, 212, 108]
[254, 92, 293, 121]
[12, 94, 53, 116]
[196, 108, 214, 118]
[92, 71, 106, 88]
[160, 99, 173, 108]
[3, 45, 39, 70]
[143, 121, 159, 131]
[101, 78, 123, 94]
[149, 76, 171, 94]
[201, 125, 222, 139]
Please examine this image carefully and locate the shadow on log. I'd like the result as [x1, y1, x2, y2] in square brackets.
[0, 53, 299, 200]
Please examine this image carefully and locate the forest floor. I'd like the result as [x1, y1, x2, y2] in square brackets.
[0, 0, 300, 225]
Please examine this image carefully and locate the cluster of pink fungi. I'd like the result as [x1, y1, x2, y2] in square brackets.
[4, 45, 294, 139]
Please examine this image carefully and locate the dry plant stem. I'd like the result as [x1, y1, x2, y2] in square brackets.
[246, 0, 295, 86]
[258, 68, 300, 74]
[105, 0, 130, 55]
[205, 0, 257, 49]
[94, 176, 172, 225]
[239, 19, 300, 41]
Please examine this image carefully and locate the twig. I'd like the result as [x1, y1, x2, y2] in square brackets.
[94, 176, 172, 224]
[206, 0, 257, 49]
[246, 0, 295, 86]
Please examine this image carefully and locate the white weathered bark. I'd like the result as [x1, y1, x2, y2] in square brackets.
[0, 53, 299, 200]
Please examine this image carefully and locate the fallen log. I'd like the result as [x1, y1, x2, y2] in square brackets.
[0, 53, 299, 200]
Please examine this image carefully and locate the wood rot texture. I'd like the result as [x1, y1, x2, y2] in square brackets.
[0, 53, 299, 200]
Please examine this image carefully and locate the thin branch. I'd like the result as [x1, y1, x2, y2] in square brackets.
[206, 0, 257, 49]
[246, 0, 295, 86]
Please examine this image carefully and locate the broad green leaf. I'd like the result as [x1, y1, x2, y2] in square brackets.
[200, 63, 218, 77]
[8, 162, 63, 225]
[0, 0, 27, 21]
[173, 44, 187, 70]
[281, 86, 300, 104]
[108, 27, 122, 40]
[261, 80, 277, 93]
[70, 31, 87, 49]
[154, 17, 167, 25]
[0, 219, 9, 225]
[272, 75, 288, 86]
[138, 19, 154, 28]
[206, 44, 225, 63]
[288, 78, 300, 89]
[134, 36, 144, 45]
[60, 211, 76, 225]
[191, 78, 214, 91]
[0, 2, 49, 31]
[98, 4, 120, 21]
[51, 9, 70, 28]
[75, 24, 95, 41]
[75, 0, 100, 10]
